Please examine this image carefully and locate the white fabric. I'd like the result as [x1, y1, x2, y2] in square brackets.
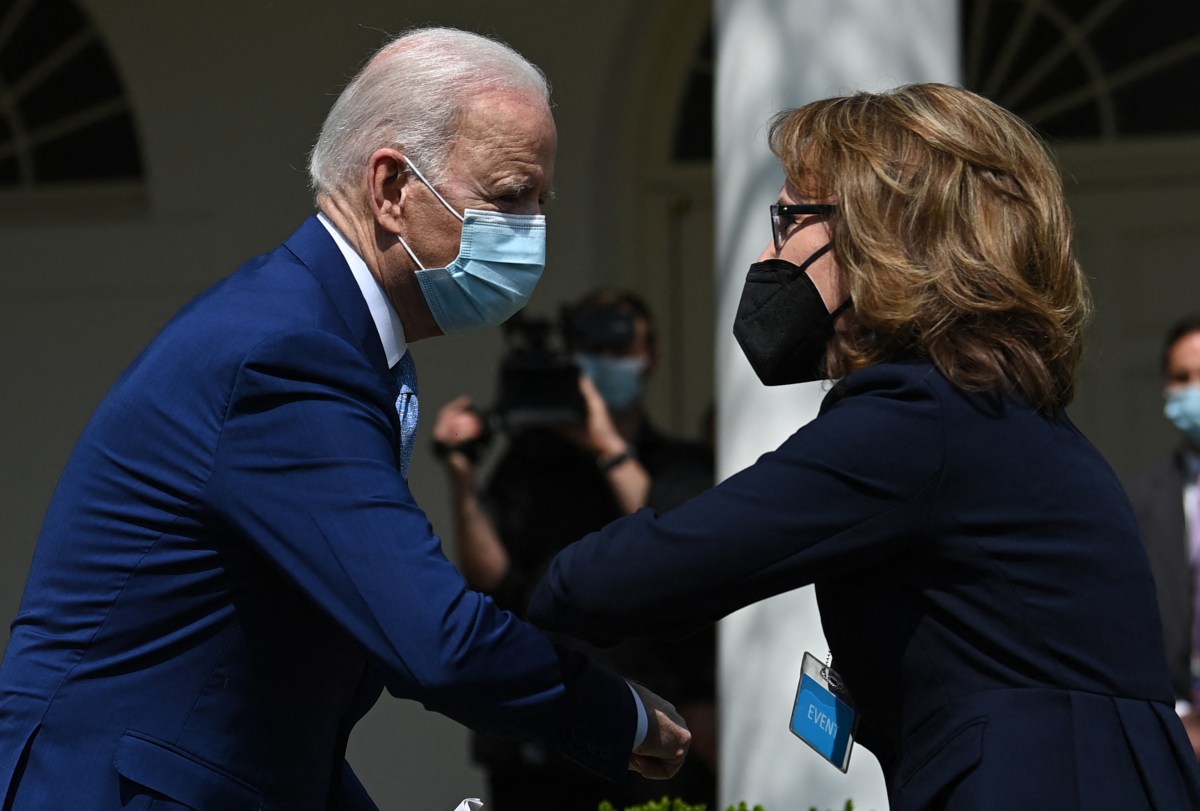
[316, 212, 407, 367]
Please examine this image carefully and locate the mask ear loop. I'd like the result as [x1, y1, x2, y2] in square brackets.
[404, 160, 465, 223]
[801, 242, 834, 269]
[803, 242, 852, 317]
[396, 234, 426, 270]
[395, 159, 467, 271]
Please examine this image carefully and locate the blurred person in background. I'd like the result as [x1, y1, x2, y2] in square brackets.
[1126, 313, 1200, 758]
[434, 289, 716, 810]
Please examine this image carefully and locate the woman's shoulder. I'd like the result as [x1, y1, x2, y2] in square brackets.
[823, 358, 946, 408]
[804, 360, 949, 456]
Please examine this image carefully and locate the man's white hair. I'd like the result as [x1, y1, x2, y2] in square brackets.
[308, 27, 550, 196]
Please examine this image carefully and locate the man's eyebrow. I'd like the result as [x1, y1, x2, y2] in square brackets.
[496, 180, 556, 199]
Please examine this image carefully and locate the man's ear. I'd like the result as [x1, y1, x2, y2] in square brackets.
[368, 148, 410, 234]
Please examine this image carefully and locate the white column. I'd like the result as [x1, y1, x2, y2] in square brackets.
[713, 2, 959, 809]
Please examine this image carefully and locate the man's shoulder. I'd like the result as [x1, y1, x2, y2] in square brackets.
[636, 420, 714, 512]
[114, 218, 376, 411]
[175, 219, 349, 340]
[636, 421, 712, 467]
[1124, 451, 1186, 500]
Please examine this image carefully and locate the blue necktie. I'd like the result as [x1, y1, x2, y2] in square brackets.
[393, 350, 419, 479]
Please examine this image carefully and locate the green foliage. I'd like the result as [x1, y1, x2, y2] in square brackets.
[597, 797, 855, 811]
[596, 798, 765, 811]
[596, 799, 704, 811]
[809, 801, 854, 811]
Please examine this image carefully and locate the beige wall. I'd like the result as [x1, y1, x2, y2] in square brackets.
[1060, 138, 1200, 479]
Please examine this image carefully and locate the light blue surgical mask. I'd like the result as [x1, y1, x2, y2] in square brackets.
[397, 162, 546, 335]
[575, 354, 646, 412]
[1165, 385, 1200, 444]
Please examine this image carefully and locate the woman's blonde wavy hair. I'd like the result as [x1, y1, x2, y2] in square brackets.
[769, 83, 1091, 414]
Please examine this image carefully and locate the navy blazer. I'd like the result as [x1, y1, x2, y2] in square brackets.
[1125, 447, 1194, 703]
[0, 217, 635, 810]
[529, 361, 1200, 810]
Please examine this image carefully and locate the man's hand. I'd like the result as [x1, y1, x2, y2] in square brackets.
[433, 396, 486, 473]
[578, 375, 626, 459]
[628, 682, 691, 779]
[577, 376, 650, 513]
[1182, 709, 1200, 761]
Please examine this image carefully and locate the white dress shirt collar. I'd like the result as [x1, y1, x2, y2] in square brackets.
[1182, 448, 1199, 563]
[316, 212, 407, 367]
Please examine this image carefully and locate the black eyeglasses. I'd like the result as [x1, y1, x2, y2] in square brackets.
[770, 203, 835, 253]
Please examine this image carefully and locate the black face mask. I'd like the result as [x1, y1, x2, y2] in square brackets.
[733, 243, 851, 385]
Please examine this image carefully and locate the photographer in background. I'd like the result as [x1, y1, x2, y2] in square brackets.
[433, 288, 717, 811]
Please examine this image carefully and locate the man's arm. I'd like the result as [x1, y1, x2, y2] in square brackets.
[205, 331, 672, 781]
[430, 395, 693, 776]
[629, 683, 691, 778]
[578, 375, 651, 514]
[432, 395, 509, 591]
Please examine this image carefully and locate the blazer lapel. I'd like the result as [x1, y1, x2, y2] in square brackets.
[283, 215, 391, 376]
[282, 216, 405, 460]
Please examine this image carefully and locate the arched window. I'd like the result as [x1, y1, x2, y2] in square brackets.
[0, 0, 142, 189]
[963, 0, 1200, 140]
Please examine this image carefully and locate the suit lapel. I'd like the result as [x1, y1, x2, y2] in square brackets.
[283, 215, 391, 376]
[282, 216, 405, 460]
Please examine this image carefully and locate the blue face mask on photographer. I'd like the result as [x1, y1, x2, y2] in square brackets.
[397, 161, 546, 336]
[575, 354, 646, 412]
[1165, 385, 1200, 444]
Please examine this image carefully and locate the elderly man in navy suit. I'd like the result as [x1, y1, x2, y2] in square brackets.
[0, 27, 688, 810]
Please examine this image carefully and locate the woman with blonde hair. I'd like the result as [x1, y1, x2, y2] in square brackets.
[529, 84, 1200, 809]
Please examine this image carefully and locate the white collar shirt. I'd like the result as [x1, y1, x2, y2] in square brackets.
[316, 212, 407, 368]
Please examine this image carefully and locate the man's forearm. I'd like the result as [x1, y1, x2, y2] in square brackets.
[445, 458, 510, 591]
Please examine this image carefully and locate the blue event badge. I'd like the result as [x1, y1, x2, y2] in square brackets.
[789, 651, 858, 772]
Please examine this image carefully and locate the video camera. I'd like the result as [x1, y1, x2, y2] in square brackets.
[434, 303, 638, 463]
[492, 304, 638, 431]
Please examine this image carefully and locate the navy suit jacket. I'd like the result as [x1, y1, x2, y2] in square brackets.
[1125, 447, 1194, 703]
[530, 361, 1200, 810]
[0, 217, 635, 810]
